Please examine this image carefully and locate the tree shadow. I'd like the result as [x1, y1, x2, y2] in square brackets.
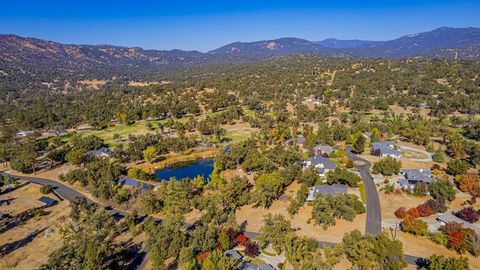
[0, 227, 48, 257]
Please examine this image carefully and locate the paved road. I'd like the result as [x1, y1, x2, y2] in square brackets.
[346, 147, 382, 235]
[2, 172, 421, 266]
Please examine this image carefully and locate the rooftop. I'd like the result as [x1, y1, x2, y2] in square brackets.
[307, 184, 347, 201]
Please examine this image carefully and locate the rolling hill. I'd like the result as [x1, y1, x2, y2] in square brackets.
[1, 27, 479, 83]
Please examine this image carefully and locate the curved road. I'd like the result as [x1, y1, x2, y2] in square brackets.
[346, 147, 382, 235]
[1, 171, 421, 266]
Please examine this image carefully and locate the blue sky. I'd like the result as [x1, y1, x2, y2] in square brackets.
[1, 0, 479, 52]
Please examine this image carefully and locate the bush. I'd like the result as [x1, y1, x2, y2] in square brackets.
[407, 207, 420, 218]
[446, 159, 469, 176]
[425, 197, 447, 214]
[430, 232, 448, 246]
[394, 207, 407, 219]
[401, 217, 428, 236]
[244, 241, 259, 257]
[40, 184, 53, 194]
[456, 207, 480, 223]
[413, 182, 428, 197]
[417, 204, 433, 217]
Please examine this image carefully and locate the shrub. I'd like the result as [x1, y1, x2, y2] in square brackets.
[40, 184, 53, 194]
[446, 159, 469, 176]
[456, 207, 480, 223]
[425, 197, 447, 214]
[430, 232, 448, 246]
[244, 241, 259, 257]
[236, 234, 248, 246]
[417, 204, 433, 217]
[401, 217, 428, 236]
[407, 207, 420, 218]
[413, 182, 428, 197]
[394, 207, 407, 219]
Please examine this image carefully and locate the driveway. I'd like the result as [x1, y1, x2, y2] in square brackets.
[397, 144, 432, 162]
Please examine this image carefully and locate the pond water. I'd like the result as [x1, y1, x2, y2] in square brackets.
[155, 159, 214, 181]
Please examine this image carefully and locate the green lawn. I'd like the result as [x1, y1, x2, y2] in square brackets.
[62, 109, 256, 146]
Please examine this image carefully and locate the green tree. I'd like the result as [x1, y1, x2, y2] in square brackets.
[352, 135, 366, 154]
[372, 157, 402, 176]
[429, 179, 456, 202]
[254, 172, 285, 208]
[446, 159, 469, 176]
[143, 146, 157, 163]
[424, 254, 469, 270]
[258, 214, 293, 254]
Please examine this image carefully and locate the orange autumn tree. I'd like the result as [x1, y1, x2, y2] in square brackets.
[459, 173, 479, 194]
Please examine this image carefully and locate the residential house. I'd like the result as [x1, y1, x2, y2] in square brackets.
[397, 169, 434, 190]
[437, 213, 480, 235]
[243, 264, 275, 270]
[313, 145, 333, 156]
[85, 147, 113, 158]
[223, 250, 243, 263]
[372, 141, 402, 158]
[307, 184, 347, 201]
[118, 177, 152, 191]
[302, 155, 337, 177]
[285, 136, 305, 146]
[39, 196, 57, 207]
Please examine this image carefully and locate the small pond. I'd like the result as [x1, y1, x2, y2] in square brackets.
[155, 159, 214, 181]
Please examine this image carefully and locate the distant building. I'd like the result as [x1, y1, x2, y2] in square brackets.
[285, 136, 305, 146]
[118, 177, 152, 191]
[16, 130, 34, 138]
[313, 145, 333, 156]
[397, 169, 434, 190]
[307, 184, 347, 201]
[302, 155, 337, 177]
[372, 141, 401, 158]
[85, 147, 112, 158]
[39, 196, 57, 207]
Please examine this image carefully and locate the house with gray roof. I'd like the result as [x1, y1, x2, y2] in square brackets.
[223, 249, 243, 263]
[243, 263, 275, 270]
[372, 141, 402, 158]
[302, 155, 337, 177]
[118, 177, 152, 191]
[314, 145, 333, 156]
[85, 147, 112, 158]
[397, 169, 434, 190]
[307, 184, 347, 201]
[285, 136, 305, 146]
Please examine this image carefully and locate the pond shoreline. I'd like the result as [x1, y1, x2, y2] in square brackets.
[133, 148, 220, 173]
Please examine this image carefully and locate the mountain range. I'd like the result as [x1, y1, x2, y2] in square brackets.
[1, 27, 480, 82]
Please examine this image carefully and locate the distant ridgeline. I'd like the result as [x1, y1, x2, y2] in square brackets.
[1, 26, 480, 85]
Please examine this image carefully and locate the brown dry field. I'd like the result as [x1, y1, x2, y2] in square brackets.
[361, 154, 436, 169]
[379, 191, 432, 220]
[236, 182, 365, 243]
[0, 184, 70, 269]
[395, 231, 480, 269]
